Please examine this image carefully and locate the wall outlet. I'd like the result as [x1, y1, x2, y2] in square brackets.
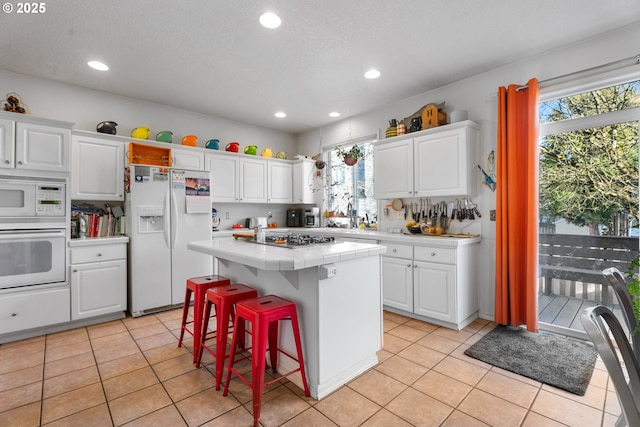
[490, 210, 496, 221]
[320, 264, 337, 279]
[225, 211, 230, 220]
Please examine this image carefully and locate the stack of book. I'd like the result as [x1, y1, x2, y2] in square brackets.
[83, 213, 125, 237]
[71, 204, 125, 239]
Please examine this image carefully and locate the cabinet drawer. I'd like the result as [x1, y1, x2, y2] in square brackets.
[71, 244, 126, 264]
[0, 286, 70, 334]
[414, 246, 456, 264]
[382, 243, 413, 259]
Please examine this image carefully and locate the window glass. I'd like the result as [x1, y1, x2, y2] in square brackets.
[327, 142, 377, 227]
[540, 80, 640, 124]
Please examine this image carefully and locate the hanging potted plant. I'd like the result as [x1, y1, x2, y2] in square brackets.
[336, 144, 363, 166]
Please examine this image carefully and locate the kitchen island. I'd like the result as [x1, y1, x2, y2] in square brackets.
[188, 237, 386, 399]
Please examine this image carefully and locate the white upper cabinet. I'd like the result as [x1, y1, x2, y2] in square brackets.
[239, 157, 267, 203]
[0, 112, 73, 174]
[171, 146, 205, 170]
[206, 153, 239, 202]
[413, 124, 478, 197]
[374, 121, 479, 199]
[72, 133, 125, 200]
[373, 138, 414, 199]
[206, 151, 294, 204]
[0, 118, 15, 169]
[268, 161, 292, 203]
[292, 158, 316, 204]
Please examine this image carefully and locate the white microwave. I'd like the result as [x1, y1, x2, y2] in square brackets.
[0, 177, 66, 217]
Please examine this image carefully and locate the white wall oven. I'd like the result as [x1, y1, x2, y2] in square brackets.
[0, 176, 68, 291]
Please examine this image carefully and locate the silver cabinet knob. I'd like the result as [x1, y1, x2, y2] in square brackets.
[4, 160, 9, 164]
[11, 313, 17, 317]
[406, 264, 411, 267]
[392, 249, 397, 253]
[17, 160, 23, 165]
[431, 252, 436, 257]
[96, 253, 102, 257]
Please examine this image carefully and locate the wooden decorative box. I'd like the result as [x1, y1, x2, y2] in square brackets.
[128, 142, 172, 166]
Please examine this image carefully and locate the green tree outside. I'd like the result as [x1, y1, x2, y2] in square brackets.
[539, 82, 640, 235]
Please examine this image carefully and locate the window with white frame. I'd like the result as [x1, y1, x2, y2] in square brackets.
[326, 140, 377, 226]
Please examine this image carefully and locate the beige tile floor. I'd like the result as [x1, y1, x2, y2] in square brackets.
[0, 309, 622, 427]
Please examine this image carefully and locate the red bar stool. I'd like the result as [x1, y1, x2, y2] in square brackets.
[223, 295, 310, 427]
[196, 284, 259, 388]
[177, 275, 230, 362]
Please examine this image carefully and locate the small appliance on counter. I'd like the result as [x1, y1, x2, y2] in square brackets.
[246, 216, 268, 229]
[212, 208, 220, 232]
[286, 207, 302, 227]
[303, 207, 320, 227]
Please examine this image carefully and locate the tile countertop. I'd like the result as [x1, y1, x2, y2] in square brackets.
[187, 237, 386, 271]
[211, 228, 481, 248]
[68, 236, 130, 247]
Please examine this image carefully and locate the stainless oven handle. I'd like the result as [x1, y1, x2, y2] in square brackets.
[0, 229, 66, 239]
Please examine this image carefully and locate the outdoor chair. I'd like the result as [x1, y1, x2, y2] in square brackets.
[581, 305, 640, 427]
[603, 267, 640, 359]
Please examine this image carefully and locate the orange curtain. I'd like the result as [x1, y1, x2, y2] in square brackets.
[495, 78, 540, 332]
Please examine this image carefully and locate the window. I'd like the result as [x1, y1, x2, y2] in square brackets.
[539, 79, 640, 236]
[326, 141, 377, 226]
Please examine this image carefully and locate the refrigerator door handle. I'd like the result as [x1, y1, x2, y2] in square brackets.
[171, 190, 178, 249]
[163, 189, 171, 248]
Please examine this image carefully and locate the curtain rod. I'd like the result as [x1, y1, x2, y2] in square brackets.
[515, 54, 640, 91]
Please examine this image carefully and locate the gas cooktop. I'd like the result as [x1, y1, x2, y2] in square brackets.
[251, 233, 337, 249]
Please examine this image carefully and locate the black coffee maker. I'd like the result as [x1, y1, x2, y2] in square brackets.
[286, 208, 302, 227]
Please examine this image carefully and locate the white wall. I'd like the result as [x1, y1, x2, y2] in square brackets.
[297, 22, 640, 321]
[0, 69, 297, 154]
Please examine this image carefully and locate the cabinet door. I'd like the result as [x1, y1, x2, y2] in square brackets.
[172, 147, 205, 170]
[0, 118, 15, 170]
[413, 260, 456, 322]
[207, 154, 239, 202]
[413, 126, 477, 197]
[382, 256, 413, 311]
[268, 161, 292, 203]
[374, 138, 414, 198]
[72, 135, 125, 200]
[16, 122, 71, 172]
[293, 160, 315, 203]
[239, 158, 267, 203]
[71, 259, 127, 320]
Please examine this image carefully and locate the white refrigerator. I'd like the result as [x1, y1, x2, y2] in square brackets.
[126, 165, 212, 317]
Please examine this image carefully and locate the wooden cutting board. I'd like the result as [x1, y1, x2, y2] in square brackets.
[233, 232, 254, 240]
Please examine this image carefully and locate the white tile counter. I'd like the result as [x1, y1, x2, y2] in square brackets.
[188, 237, 386, 271]
[211, 227, 480, 247]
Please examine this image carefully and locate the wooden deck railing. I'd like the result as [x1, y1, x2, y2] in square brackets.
[538, 233, 639, 305]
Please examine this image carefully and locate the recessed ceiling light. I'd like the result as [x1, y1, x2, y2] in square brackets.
[329, 112, 340, 118]
[274, 112, 286, 118]
[87, 61, 109, 71]
[364, 69, 380, 79]
[259, 12, 281, 29]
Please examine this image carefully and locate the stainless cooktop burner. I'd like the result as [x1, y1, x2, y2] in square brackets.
[252, 233, 337, 249]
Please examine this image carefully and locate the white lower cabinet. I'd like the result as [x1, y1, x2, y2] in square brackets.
[381, 243, 413, 311]
[70, 240, 127, 320]
[0, 286, 70, 335]
[413, 261, 456, 323]
[381, 240, 478, 330]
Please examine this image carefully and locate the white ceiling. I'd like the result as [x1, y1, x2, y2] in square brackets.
[1, 0, 640, 134]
